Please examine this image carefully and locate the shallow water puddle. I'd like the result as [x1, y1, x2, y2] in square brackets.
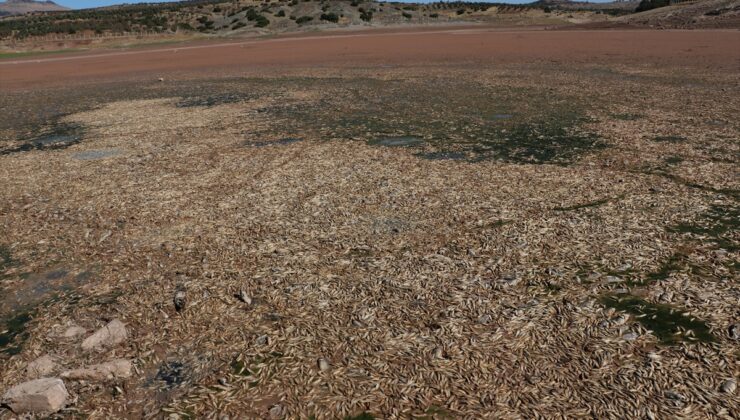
[0, 267, 92, 355]
[368, 136, 425, 147]
[1, 123, 83, 155]
[72, 148, 122, 160]
[246, 137, 303, 147]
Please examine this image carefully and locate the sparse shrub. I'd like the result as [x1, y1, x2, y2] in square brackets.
[543, 6, 551, 13]
[320, 12, 339, 22]
[429, 13, 439, 18]
[276, 9, 285, 17]
[232, 21, 246, 29]
[296, 15, 313, 24]
[636, 0, 670, 12]
[402, 12, 412, 19]
[456, 9, 465, 15]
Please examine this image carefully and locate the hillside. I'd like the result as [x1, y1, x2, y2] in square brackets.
[0, 0, 68, 16]
[619, 0, 740, 28]
[0, 0, 619, 41]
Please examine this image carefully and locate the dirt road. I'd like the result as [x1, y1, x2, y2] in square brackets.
[1, 27, 739, 89]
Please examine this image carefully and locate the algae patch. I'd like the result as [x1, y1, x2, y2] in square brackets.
[600, 294, 715, 345]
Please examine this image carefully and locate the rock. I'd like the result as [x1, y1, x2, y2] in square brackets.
[61, 359, 132, 381]
[665, 390, 685, 401]
[238, 289, 252, 305]
[720, 379, 736, 394]
[612, 314, 629, 326]
[255, 335, 269, 346]
[622, 332, 639, 341]
[158, 77, 165, 82]
[268, 404, 284, 419]
[81, 319, 127, 351]
[432, 346, 444, 359]
[605, 276, 622, 283]
[500, 273, 519, 287]
[2, 378, 68, 413]
[174, 290, 187, 312]
[26, 355, 57, 379]
[659, 291, 674, 303]
[62, 325, 86, 338]
[317, 358, 330, 372]
[477, 314, 492, 325]
[728, 323, 739, 340]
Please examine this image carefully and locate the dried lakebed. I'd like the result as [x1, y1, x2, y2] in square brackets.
[0, 65, 738, 419]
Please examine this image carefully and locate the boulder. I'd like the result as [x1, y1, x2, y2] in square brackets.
[26, 355, 57, 379]
[81, 319, 127, 350]
[61, 359, 132, 381]
[2, 378, 68, 413]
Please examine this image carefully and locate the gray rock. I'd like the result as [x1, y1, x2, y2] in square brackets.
[720, 379, 736, 394]
[61, 359, 132, 381]
[26, 355, 57, 379]
[268, 404, 284, 419]
[622, 332, 639, 341]
[81, 319, 127, 351]
[62, 325, 86, 338]
[2, 378, 68, 413]
[729, 323, 739, 341]
[477, 314, 492, 325]
[317, 358, 330, 372]
[256, 335, 269, 346]
[174, 290, 187, 312]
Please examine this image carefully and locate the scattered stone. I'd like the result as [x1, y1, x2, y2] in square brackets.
[238, 289, 252, 305]
[612, 314, 629, 326]
[614, 288, 629, 294]
[1, 378, 68, 413]
[218, 378, 228, 386]
[317, 358, 330, 372]
[158, 77, 165, 82]
[720, 379, 736, 394]
[432, 346, 444, 359]
[61, 359, 132, 381]
[665, 390, 685, 401]
[26, 355, 56, 379]
[477, 314, 492, 325]
[62, 325, 86, 338]
[659, 291, 674, 303]
[268, 404, 284, 419]
[81, 319, 127, 351]
[500, 273, 519, 287]
[729, 323, 739, 340]
[622, 332, 639, 341]
[174, 290, 187, 312]
[605, 276, 622, 283]
[256, 335, 269, 346]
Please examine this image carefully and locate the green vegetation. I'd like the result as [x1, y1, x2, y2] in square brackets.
[653, 135, 686, 143]
[320, 12, 339, 23]
[296, 16, 313, 24]
[0, 311, 33, 356]
[599, 294, 715, 345]
[0, 245, 13, 272]
[636, 0, 670, 12]
[670, 203, 739, 252]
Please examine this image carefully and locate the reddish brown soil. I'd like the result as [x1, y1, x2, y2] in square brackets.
[1, 27, 739, 90]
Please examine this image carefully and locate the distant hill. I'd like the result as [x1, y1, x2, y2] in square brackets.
[619, 0, 740, 28]
[0, 0, 68, 16]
